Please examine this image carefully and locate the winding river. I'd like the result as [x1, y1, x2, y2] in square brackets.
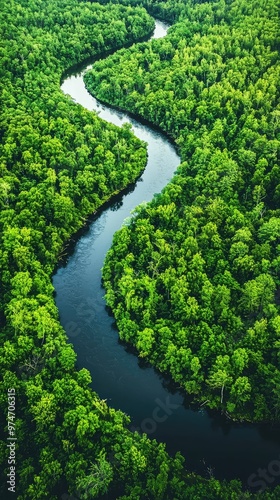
[53, 20, 280, 491]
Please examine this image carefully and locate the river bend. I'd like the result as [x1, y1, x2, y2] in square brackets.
[53, 19, 280, 489]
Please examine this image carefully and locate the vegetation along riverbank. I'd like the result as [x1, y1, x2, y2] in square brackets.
[0, 0, 279, 498]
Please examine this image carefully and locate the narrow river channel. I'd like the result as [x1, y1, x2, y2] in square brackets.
[53, 19, 280, 490]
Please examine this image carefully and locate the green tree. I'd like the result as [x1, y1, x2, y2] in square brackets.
[76, 451, 113, 499]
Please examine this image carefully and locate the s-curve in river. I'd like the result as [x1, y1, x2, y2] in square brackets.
[53, 19, 280, 491]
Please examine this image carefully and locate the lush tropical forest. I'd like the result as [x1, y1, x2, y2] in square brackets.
[86, 0, 280, 423]
[0, 0, 279, 498]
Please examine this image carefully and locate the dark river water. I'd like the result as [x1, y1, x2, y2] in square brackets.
[53, 20, 280, 492]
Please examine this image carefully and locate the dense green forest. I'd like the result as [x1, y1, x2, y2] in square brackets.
[0, 0, 279, 498]
[86, 0, 280, 423]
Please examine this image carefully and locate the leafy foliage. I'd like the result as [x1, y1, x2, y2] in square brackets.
[87, 0, 280, 422]
[1, 0, 280, 498]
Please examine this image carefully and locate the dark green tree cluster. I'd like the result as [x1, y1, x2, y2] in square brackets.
[86, 0, 280, 423]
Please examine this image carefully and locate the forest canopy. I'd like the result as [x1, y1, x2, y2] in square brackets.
[86, 0, 280, 423]
[0, 0, 280, 498]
